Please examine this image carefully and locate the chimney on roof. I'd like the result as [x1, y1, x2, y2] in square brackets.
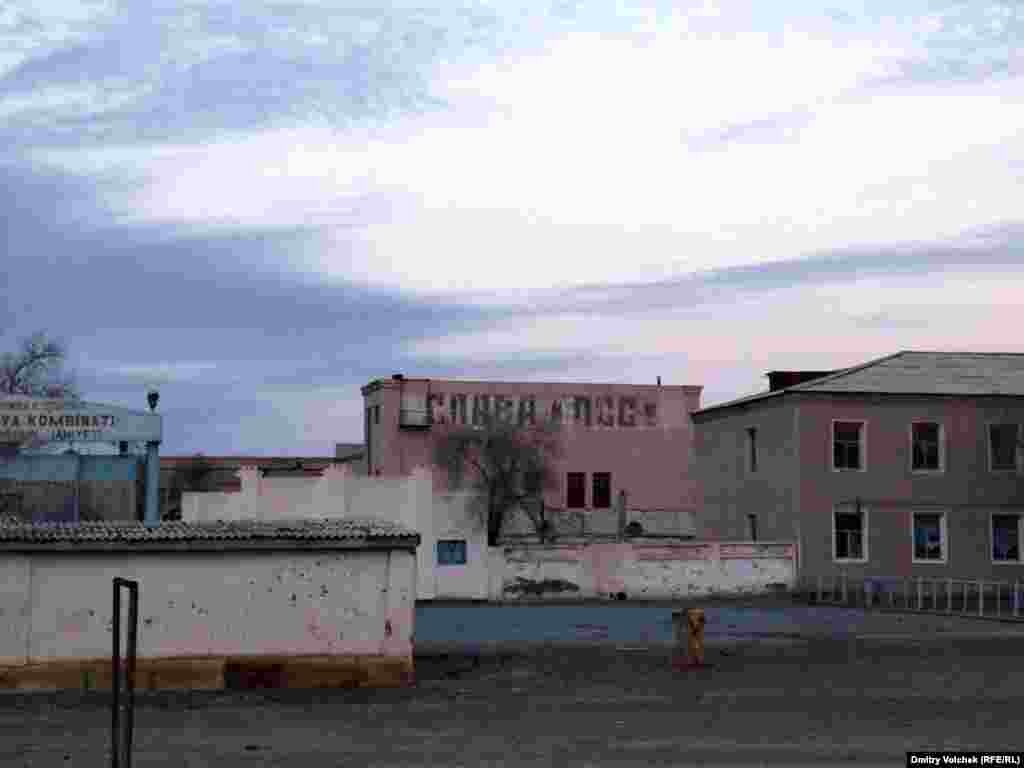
[393, 374, 404, 381]
[766, 371, 837, 392]
[657, 376, 661, 386]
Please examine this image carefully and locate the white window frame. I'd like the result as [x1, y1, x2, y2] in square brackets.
[909, 421, 945, 475]
[832, 504, 868, 564]
[745, 426, 759, 473]
[990, 511, 1024, 565]
[987, 422, 1021, 474]
[910, 509, 948, 565]
[831, 419, 867, 473]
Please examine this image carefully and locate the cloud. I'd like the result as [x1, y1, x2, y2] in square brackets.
[25, 5, 1020, 299]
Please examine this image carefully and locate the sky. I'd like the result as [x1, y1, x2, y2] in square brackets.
[2, 0, 1023, 456]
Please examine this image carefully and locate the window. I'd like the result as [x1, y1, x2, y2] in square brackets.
[989, 424, 1019, 471]
[437, 539, 467, 566]
[912, 511, 947, 563]
[992, 514, 1022, 563]
[746, 427, 758, 472]
[592, 472, 611, 509]
[832, 421, 865, 471]
[747, 514, 758, 542]
[833, 506, 867, 562]
[567, 472, 586, 509]
[911, 422, 943, 472]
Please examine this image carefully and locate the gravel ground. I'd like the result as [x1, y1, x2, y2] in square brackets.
[4, 633, 1024, 767]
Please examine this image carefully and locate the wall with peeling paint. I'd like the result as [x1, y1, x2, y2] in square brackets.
[183, 463, 419, 525]
[362, 378, 703, 519]
[182, 466, 489, 601]
[0, 548, 415, 667]
[494, 541, 797, 600]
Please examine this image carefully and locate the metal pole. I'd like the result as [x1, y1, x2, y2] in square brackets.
[817, 574, 823, 604]
[112, 581, 121, 768]
[144, 441, 161, 527]
[111, 578, 139, 768]
[1015, 580, 1020, 619]
[904, 578, 909, 610]
[842, 573, 848, 605]
[963, 581, 968, 615]
[916, 578, 923, 611]
[947, 578, 953, 613]
[978, 580, 985, 617]
[125, 583, 138, 768]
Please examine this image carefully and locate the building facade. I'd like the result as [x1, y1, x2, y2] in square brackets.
[694, 351, 1024, 583]
[361, 376, 703, 537]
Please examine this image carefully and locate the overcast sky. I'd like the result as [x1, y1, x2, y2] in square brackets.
[3, 0, 1022, 456]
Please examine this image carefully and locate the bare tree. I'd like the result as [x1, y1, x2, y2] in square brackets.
[434, 415, 562, 546]
[0, 332, 78, 399]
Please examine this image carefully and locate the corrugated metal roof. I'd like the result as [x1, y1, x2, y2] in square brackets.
[0, 518, 419, 546]
[694, 351, 1024, 418]
[793, 351, 1024, 396]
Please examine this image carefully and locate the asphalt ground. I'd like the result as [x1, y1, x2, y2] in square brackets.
[4, 629, 1024, 767]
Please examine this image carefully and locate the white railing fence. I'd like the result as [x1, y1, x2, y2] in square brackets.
[808, 574, 1024, 620]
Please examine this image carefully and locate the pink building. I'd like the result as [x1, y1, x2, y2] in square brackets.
[360, 376, 703, 533]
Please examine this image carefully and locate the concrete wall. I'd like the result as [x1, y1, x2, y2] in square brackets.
[363, 378, 702, 517]
[493, 541, 797, 600]
[421, 492, 490, 600]
[0, 548, 415, 690]
[183, 466, 490, 601]
[797, 395, 1024, 583]
[501, 506, 696, 538]
[694, 398, 800, 543]
[182, 464, 419, 525]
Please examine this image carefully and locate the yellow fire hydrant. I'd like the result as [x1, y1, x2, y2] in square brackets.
[672, 607, 707, 670]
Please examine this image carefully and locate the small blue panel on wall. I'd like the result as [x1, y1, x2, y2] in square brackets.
[437, 539, 468, 566]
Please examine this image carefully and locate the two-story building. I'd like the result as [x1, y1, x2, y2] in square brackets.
[693, 351, 1024, 583]
[361, 375, 703, 538]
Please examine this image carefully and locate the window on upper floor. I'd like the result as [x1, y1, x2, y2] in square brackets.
[992, 514, 1022, 563]
[832, 421, 865, 471]
[989, 424, 1019, 472]
[567, 472, 586, 509]
[746, 427, 758, 472]
[592, 472, 611, 509]
[911, 422, 943, 472]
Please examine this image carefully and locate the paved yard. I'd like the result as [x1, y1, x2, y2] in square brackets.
[415, 599, 1024, 650]
[4, 631, 1024, 767]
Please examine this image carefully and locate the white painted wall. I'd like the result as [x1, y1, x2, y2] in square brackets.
[494, 542, 797, 600]
[182, 466, 487, 601]
[0, 549, 415, 665]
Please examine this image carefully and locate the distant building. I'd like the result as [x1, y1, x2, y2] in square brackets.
[360, 375, 703, 537]
[693, 351, 1024, 583]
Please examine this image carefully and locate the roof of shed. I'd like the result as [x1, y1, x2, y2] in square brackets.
[694, 351, 1024, 418]
[0, 518, 420, 551]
